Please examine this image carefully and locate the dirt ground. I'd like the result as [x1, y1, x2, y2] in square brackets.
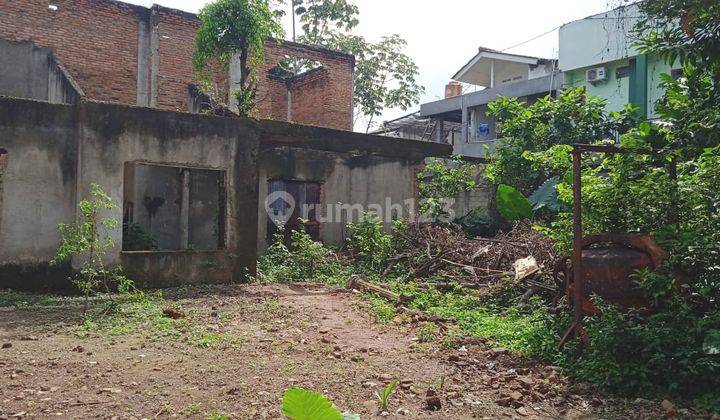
[1, 283, 672, 419]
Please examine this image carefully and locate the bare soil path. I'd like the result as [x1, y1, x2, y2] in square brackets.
[0, 284, 666, 419]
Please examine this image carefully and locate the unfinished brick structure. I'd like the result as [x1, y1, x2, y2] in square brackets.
[0, 0, 354, 130]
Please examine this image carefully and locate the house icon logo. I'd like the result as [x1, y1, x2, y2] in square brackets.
[265, 190, 296, 228]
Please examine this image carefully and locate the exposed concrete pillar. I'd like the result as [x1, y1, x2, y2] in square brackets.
[228, 53, 242, 114]
[136, 14, 151, 107]
[461, 101, 469, 144]
[286, 80, 292, 122]
[180, 169, 190, 249]
[149, 8, 160, 108]
[434, 118, 444, 142]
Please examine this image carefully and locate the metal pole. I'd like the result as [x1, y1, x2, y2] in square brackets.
[291, 1, 296, 41]
[571, 148, 584, 338]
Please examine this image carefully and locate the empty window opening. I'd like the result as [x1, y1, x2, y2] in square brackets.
[122, 162, 226, 251]
[267, 179, 320, 245]
[268, 55, 323, 81]
[616, 65, 631, 79]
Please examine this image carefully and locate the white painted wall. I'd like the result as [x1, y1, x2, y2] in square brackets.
[559, 3, 642, 72]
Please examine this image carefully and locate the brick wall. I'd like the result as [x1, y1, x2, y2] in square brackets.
[0, 0, 354, 130]
[0, 0, 141, 104]
[258, 40, 354, 129]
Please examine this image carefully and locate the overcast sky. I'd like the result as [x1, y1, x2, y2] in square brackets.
[122, 0, 626, 130]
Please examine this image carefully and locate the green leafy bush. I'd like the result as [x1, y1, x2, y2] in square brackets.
[282, 387, 359, 420]
[257, 225, 348, 284]
[495, 184, 532, 222]
[346, 213, 392, 270]
[486, 88, 635, 194]
[52, 184, 134, 311]
[418, 155, 477, 220]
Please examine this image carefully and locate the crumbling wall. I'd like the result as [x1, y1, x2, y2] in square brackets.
[0, 39, 79, 104]
[0, 97, 259, 289]
[0, 96, 450, 290]
[77, 101, 259, 286]
[258, 147, 420, 249]
[0, 99, 78, 289]
[255, 41, 354, 130]
[0, 0, 354, 129]
[0, 0, 142, 105]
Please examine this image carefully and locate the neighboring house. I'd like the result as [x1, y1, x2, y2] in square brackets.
[0, 0, 355, 130]
[416, 47, 560, 158]
[559, 2, 681, 120]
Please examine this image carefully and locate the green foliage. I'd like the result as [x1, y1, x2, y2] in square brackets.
[703, 330, 720, 355]
[122, 222, 157, 251]
[375, 380, 397, 411]
[282, 387, 345, 420]
[257, 225, 348, 284]
[52, 184, 134, 309]
[205, 411, 230, 420]
[193, 0, 283, 115]
[291, 0, 359, 44]
[289, 1, 424, 131]
[635, 0, 720, 74]
[346, 213, 392, 270]
[416, 321, 438, 343]
[528, 176, 562, 212]
[485, 88, 635, 194]
[562, 301, 720, 399]
[655, 68, 720, 158]
[495, 184, 533, 222]
[418, 155, 477, 220]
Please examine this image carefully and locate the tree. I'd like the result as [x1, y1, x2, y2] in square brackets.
[193, 0, 284, 116]
[635, 0, 720, 77]
[52, 184, 134, 313]
[284, 0, 424, 132]
[485, 87, 636, 194]
[634, 0, 720, 157]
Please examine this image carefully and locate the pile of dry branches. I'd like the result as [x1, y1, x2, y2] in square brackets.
[388, 223, 561, 296]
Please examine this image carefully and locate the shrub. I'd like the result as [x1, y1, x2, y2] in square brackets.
[52, 184, 134, 312]
[418, 155, 477, 220]
[346, 213, 392, 270]
[257, 224, 347, 284]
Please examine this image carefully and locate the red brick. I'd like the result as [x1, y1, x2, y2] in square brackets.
[0, 0, 354, 130]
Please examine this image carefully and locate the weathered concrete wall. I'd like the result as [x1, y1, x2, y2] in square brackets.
[0, 99, 78, 289]
[256, 119, 452, 250]
[77, 101, 260, 283]
[0, 96, 450, 289]
[0, 97, 259, 289]
[0, 39, 79, 104]
[257, 147, 422, 249]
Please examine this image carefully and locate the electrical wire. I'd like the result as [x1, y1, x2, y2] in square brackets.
[500, 25, 562, 52]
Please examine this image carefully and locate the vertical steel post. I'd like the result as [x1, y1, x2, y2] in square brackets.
[571, 148, 584, 336]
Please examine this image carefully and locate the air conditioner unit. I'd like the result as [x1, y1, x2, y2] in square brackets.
[586, 67, 608, 83]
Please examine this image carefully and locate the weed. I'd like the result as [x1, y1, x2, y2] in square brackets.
[416, 321, 438, 343]
[375, 380, 397, 411]
[0, 290, 68, 308]
[363, 292, 396, 323]
[184, 402, 202, 415]
[440, 324, 464, 349]
[204, 410, 230, 420]
[52, 184, 135, 313]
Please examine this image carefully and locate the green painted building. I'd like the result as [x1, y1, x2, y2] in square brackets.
[559, 2, 679, 120]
